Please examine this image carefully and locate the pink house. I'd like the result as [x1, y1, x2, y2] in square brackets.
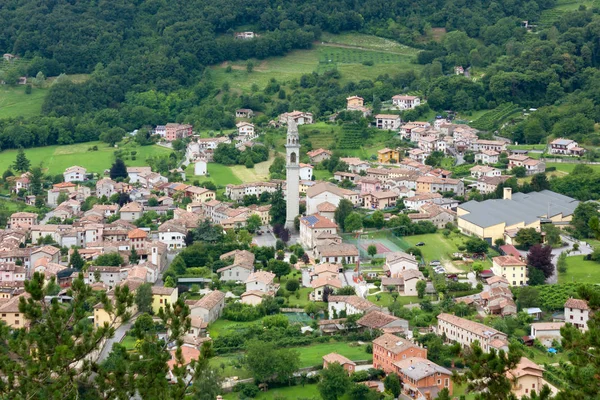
[165, 123, 193, 142]
[357, 177, 382, 195]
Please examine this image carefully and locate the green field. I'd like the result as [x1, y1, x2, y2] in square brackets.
[545, 162, 600, 174]
[367, 293, 422, 307]
[507, 144, 547, 151]
[211, 36, 421, 92]
[222, 383, 321, 400]
[0, 141, 172, 175]
[557, 255, 600, 284]
[0, 85, 47, 119]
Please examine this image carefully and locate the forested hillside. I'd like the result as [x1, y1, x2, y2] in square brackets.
[3, 0, 600, 150]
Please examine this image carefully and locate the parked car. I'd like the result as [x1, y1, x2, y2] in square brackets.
[430, 260, 441, 266]
[416, 242, 425, 246]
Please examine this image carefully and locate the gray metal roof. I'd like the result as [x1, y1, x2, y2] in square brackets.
[459, 190, 579, 228]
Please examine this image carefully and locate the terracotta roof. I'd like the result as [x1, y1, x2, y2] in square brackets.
[167, 345, 199, 370]
[531, 322, 566, 331]
[127, 228, 148, 239]
[357, 311, 401, 329]
[438, 313, 502, 338]
[307, 148, 332, 157]
[152, 286, 176, 296]
[193, 290, 225, 310]
[486, 276, 510, 286]
[507, 357, 544, 380]
[301, 214, 338, 229]
[311, 276, 343, 289]
[245, 270, 275, 285]
[120, 201, 143, 212]
[240, 290, 268, 298]
[493, 255, 526, 267]
[190, 316, 208, 329]
[306, 182, 356, 198]
[565, 298, 589, 310]
[33, 245, 60, 255]
[323, 352, 356, 366]
[317, 202, 337, 212]
[316, 243, 359, 257]
[328, 295, 377, 311]
[311, 263, 340, 276]
[373, 333, 420, 354]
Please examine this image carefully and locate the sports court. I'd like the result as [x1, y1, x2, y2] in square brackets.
[343, 232, 409, 258]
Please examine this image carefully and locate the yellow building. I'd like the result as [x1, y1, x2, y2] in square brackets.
[186, 186, 215, 203]
[248, 204, 272, 225]
[508, 358, 555, 398]
[377, 148, 400, 164]
[492, 256, 528, 286]
[457, 189, 578, 244]
[0, 295, 25, 329]
[346, 96, 364, 109]
[151, 286, 178, 314]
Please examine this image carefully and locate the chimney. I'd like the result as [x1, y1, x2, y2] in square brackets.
[503, 187, 512, 200]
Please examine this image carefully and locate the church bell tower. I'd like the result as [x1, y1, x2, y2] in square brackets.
[285, 118, 300, 230]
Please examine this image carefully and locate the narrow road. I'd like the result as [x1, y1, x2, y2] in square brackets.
[97, 313, 139, 363]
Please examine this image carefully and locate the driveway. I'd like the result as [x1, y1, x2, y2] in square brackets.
[97, 313, 139, 363]
[252, 226, 277, 247]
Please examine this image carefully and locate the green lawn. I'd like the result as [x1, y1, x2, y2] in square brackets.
[545, 162, 600, 174]
[557, 255, 600, 284]
[0, 198, 38, 213]
[121, 335, 137, 350]
[400, 233, 469, 264]
[213, 341, 370, 380]
[185, 162, 242, 186]
[367, 292, 422, 307]
[207, 319, 258, 338]
[526, 346, 570, 366]
[0, 85, 47, 119]
[0, 141, 171, 175]
[222, 383, 321, 400]
[313, 169, 333, 181]
[507, 144, 547, 151]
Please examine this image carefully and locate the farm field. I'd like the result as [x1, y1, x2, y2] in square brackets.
[229, 155, 275, 182]
[469, 102, 520, 131]
[0, 141, 172, 175]
[0, 85, 47, 119]
[557, 255, 600, 284]
[211, 36, 422, 92]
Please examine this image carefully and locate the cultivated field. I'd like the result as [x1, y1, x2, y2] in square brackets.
[211, 34, 422, 92]
[0, 141, 171, 175]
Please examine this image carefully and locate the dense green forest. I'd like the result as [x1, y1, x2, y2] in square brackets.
[2, 0, 600, 150]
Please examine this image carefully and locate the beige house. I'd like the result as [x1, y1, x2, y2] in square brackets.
[0, 295, 26, 328]
[307, 148, 332, 163]
[120, 201, 143, 221]
[362, 191, 398, 210]
[492, 256, 528, 286]
[323, 352, 356, 374]
[311, 276, 343, 301]
[244, 270, 278, 295]
[407, 203, 456, 228]
[315, 243, 359, 264]
[217, 250, 255, 282]
[328, 295, 379, 317]
[189, 290, 226, 323]
[508, 358, 555, 399]
[384, 251, 419, 277]
[9, 212, 38, 229]
[374, 114, 402, 130]
[299, 214, 339, 250]
[240, 290, 269, 306]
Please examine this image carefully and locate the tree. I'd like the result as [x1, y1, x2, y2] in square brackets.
[557, 251, 568, 274]
[289, 254, 298, 265]
[0, 272, 134, 399]
[527, 266, 546, 286]
[29, 166, 44, 196]
[344, 212, 363, 233]
[572, 203, 600, 238]
[512, 166, 527, 178]
[190, 358, 224, 400]
[318, 362, 350, 400]
[69, 248, 85, 270]
[515, 228, 543, 249]
[542, 224, 562, 247]
[246, 214, 262, 233]
[466, 237, 489, 254]
[100, 127, 126, 146]
[527, 244, 553, 278]
[347, 383, 379, 400]
[530, 173, 550, 191]
[372, 210, 385, 229]
[416, 280, 427, 299]
[334, 199, 354, 232]
[94, 252, 124, 266]
[110, 158, 128, 180]
[243, 340, 299, 384]
[129, 247, 140, 264]
[285, 279, 299, 292]
[436, 388, 452, 400]
[164, 276, 176, 288]
[267, 259, 291, 281]
[589, 216, 600, 240]
[12, 148, 30, 172]
[454, 342, 523, 400]
[336, 286, 356, 295]
[135, 283, 153, 314]
[246, 60, 254, 73]
[517, 286, 540, 308]
[383, 373, 402, 398]
[367, 244, 377, 258]
[269, 186, 286, 226]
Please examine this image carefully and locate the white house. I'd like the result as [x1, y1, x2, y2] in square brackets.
[392, 95, 420, 110]
[549, 138, 585, 156]
[63, 166, 87, 183]
[119, 201, 143, 222]
[384, 251, 419, 277]
[470, 165, 501, 179]
[306, 182, 360, 215]
[217, 250, 255, 282]
[475, 150, 500, 165]
[374, 114, 402, 130]
[530, 322, 565, 346]
[157, 220, 187, 249]
[564, 298, 590, 332]
[340, 157, 370, 174]
[189, 291, 226, 323]
[299, 163, 313, 181]
[437, 313, 509, 353]
[194, 160, 207, 176]
[244, 270, 278, 294]
[127, 167, 152, 183]
[327, 295, 379, 317]
[236, 121, 255, 136]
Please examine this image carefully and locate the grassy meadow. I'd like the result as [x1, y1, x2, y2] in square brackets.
[0, 85, 47, 119]
[0, 141, 171, 175]
[557, 255, 600, 284]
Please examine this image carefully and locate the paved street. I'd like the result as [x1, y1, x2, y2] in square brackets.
[97, 313, 139, 362]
